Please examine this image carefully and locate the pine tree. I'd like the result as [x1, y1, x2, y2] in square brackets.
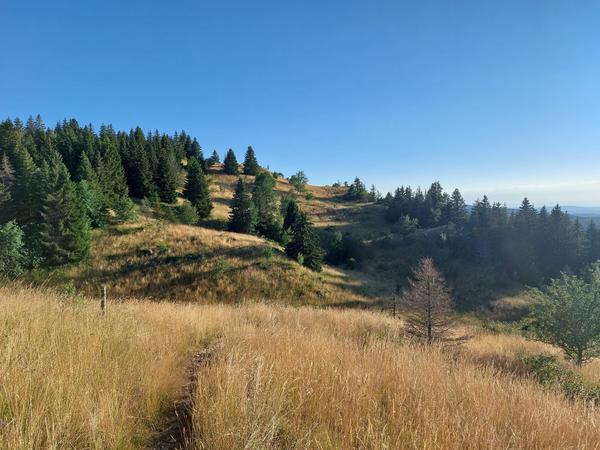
[283, 198, 301, 231]
[98, 125, 133, 220]
[285, 211, 324, 272]
[223, 149, 239, 175]
[403, 258, 457, 344]
[445, 188, 467, 226]
[183, 157, 212, 219]
[122, 128, 153, 198]
[206, 150, 220, 167]
[155, 137, 179, 203]
[252, 172, 281, 240]
[228, 178, 257, 233]
[75, 152, 107, 227]
[243, 146, 260, 175]
[38, 152, 91, 266]
[585, 221, 600, 265]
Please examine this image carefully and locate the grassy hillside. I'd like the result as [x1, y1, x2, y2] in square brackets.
[2, 285, 600, 449]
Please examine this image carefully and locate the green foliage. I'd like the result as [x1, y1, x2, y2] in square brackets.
[210, 259, 229, 281]
[0, 220, 26, 277]
[38, 154, 91, 266]
[344, 177, 369, 202]
[243, 146, 260, 175]
[77, 180, 107, 228]
[283, 198, 301, 232]
[527, 269, 600, 366]
[206, 150, 220, 167]
[175, 203, 200, 225]
[155, 141, 180, 203]
[521, 354, 598, 401]
[305, 192, 314, 201]
[183, 157, 212, 218]
[228, 178, 257, 233]
[252, 172, 282, 241]
[285, 211, 324, 272]
[289, 171, 308, 192]
[223, 149, 239, 175]
[326, 231, 361, 266]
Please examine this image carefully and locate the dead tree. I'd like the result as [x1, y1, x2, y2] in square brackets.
[403, 258, 456, 344]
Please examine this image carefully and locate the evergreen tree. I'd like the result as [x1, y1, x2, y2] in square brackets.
[122, 128, 153, 198]
[445, 188, 468, 226]
[183, 157, 212, 219]
[0, 220, 26, 277]
[155, 137, 179, 203]
[228, 178, 257, 233]
[344, 177, 368, 201]
[283, 198, 301, 231]
[252, 172, 281, 240]
[289, 171, 308, 192]
[243, 146, 260, 175]
[285, 211, 324, 272]
[585, 221, 600, 265]
[223, 149, 239, 175]
[98, 125, 133, 220]
[38, 152, 91, 266]
[206, 150, 220, 167]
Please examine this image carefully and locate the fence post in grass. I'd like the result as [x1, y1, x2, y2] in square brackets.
[101, 285, 107, 315]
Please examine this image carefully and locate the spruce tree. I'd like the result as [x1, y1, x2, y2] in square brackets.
[585, 221, 600, 265]
[285, 210, 324, 272]
[206, 150, 220, 167]
[38, 152, 91, 266]
[223, 149, 239, 175]
[122, 128, 153, 198]
[228, 178, 257, 233]
[252, 172, 281, 240]
[283, 198, 301, 231]
[243, 146, 260, 175]
[155, 138, 179, 203]
[445, 188, 467, 226]
[183, 157, 212, 219]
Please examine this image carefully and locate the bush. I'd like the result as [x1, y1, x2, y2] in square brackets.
[0, 221, 26, 277]
[176, 204, 200, 225]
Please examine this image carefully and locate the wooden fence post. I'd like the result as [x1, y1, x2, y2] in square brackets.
[101, 285, 107, 315]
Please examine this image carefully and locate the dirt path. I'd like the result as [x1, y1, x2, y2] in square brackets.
[151, 349, 213, 450]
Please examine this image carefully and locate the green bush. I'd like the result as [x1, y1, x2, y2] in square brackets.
[176, 204, 200, 225]
[0, 221, 26, 277]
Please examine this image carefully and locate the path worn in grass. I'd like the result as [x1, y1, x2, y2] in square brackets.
[152, 349, 213, 450]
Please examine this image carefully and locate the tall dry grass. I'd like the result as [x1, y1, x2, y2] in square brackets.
[0, 286, 227, 449]
[3, 285, 600, 449]
[192, 307, 600, 449]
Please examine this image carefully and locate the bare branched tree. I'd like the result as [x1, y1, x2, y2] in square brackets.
[403, 257, 457, 344]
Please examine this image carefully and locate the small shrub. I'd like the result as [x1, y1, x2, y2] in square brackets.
[305, 192, 314, 201]
[176, 204, 200, 225]
[210, 259, 229, 281]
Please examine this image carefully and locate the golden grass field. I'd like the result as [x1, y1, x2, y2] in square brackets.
[2, 285, 600, 449]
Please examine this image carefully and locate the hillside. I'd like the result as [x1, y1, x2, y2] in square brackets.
[2, 285, 600, 449]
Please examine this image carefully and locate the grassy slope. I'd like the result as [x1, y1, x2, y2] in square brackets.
[2, 285, 600, 449]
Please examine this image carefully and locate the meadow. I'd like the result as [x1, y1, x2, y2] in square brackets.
[2, 285, 600, 449]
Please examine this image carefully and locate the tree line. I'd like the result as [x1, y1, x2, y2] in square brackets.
[0, 115, 324, 275]
[382, 181, 600, 285]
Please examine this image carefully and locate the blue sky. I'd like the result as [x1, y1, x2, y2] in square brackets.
[2, 0, 600, 206]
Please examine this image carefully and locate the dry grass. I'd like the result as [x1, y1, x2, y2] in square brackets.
[192, 310, 600, 449]
[3, 285, 600, 449]
[33, 215, 369, 306]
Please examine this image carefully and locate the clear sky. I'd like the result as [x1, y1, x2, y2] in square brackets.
[2, 0, 599, 206]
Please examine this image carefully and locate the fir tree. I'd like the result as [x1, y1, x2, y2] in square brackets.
[183, 157, 212, 219]
[283, 198, 301, 231]
[252, 172, 281, 240]
[285, 210, 324, 272]
[122, 128, 153, 198]
[206, 150, 220, 167]
[243, 146, 260, 175]
[228, 178, 257, 233]
[223, 149, 239, 175]
[38, 152, 91, 266]
[155, 138, 179, 203]
[445, 188, 467, 225]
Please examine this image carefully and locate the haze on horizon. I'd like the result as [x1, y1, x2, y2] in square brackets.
[2, 0, 599, 207]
